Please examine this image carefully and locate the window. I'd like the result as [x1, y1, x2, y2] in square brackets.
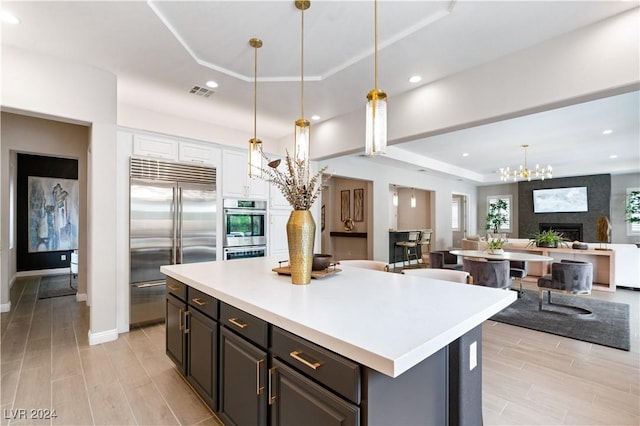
[487, 195, 512, 233]
[452, 198, 460, 231]
[627, 188, 640, 236]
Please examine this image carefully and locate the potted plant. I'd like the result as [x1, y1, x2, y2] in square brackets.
[486, 238, 507, 254]
[527, 229, 568, 248]
[485, 199, 508, 235]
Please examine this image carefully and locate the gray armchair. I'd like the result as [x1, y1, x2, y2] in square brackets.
[509, 260, 527, 296]
[462, 258, 510, 289]
[429, 250, 463, 271]
[537, 259, 593, 310]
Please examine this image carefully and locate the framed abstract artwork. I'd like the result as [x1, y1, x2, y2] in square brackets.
[28, 176, 79, 253]
[341, 190, 350, 221]
[354, 188, 364, 222]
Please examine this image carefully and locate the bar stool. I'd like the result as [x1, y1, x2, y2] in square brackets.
[396, 231, 420, 268]
[418, 229, 432, 265]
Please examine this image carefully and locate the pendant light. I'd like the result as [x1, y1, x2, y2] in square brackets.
[365, 0, 387, 156]
[248, 37, 263, 179]
[410, 188, 416, 208]
[392, 186, 398, 207]
[294, 0, 310, 175]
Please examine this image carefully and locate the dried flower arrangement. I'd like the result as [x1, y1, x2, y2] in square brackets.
[260, 150, 328, 211]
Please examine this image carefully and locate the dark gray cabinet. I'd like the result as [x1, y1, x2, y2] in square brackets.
[166, 281, 219, 411]
[269, 359, 359, 426]
[186, 307, 218, 410]
[165, 293, 186, 374]
[219, 326, 268, 426]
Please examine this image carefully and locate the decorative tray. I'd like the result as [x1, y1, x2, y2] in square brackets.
[272, 261, 341, 279]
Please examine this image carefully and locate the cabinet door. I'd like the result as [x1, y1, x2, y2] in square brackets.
[247, 171, 268, 199]
[269, 210, 291, 259]
[165, 294, 186, 374]
[133, 134, 178, 160]
[270, 359, 359, 426]
[222, 150, 247, 198]
[186, 308, 218, 410]
[179, 141, 220, 166]
[219, 327, 268, 426]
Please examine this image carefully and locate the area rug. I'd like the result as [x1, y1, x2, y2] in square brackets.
[37, 274, 76, 299]
[490, 289, 630, 351]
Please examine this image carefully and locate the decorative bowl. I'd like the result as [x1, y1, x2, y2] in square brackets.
[312, 254, 333, 271]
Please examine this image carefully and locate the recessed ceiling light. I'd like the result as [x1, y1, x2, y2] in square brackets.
[1, 11, 20, 24]
[610, 154, 618, 159]
[206, 80, 218, 89]
[409, 76, 422, 83]
[311, 115, 320, 121]
[602, 129, 613, 135]
[462, 152, 469, 157]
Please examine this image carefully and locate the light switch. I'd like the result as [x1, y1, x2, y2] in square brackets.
[469, 341, 477, 371]
[61, 254, 66, 261]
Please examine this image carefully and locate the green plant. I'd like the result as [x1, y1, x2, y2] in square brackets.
[487, 238, 506, 250]
[485, 199, 508, 234]
[625, 190, 640, 223]
[527, 229, 568, 248]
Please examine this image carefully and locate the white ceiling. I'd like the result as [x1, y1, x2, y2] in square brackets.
[2, 1, 639, 183]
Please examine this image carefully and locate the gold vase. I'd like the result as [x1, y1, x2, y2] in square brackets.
[286, 210, 316, 285]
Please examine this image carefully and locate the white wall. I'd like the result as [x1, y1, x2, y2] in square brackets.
[1, 46, 118, 343]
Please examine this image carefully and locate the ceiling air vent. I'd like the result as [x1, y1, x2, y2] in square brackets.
[189, 85, 214, 98]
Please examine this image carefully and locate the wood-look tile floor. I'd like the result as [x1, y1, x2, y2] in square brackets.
[1, 276, 638, 425]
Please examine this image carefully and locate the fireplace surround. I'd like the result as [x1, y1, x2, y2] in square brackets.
[539, 223, 583, 242]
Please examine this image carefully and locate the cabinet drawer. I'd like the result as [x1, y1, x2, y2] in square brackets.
[188, 287, 218, 319]
[166, 277, 186, 301]
[271, 327, 361, 405]
[220, 303, 268, 349]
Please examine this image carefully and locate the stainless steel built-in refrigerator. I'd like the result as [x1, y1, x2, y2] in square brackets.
[129, 158, 216, 325]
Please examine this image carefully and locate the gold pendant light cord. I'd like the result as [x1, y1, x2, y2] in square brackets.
[300, 4, 305, 119]
[253, 42, 258, 140]
[374, 0, 378, 91]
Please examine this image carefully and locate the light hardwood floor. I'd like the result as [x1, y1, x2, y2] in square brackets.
[1, 276, 638, 425]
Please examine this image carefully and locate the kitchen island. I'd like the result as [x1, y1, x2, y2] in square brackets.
[161, 257, 516, 425]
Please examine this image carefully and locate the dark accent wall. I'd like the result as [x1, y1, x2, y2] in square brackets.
[17, 154, 79, 272]
[518, 174, 611, 243]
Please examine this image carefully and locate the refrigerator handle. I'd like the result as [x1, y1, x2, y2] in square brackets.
[172, 186, 177, 265]
[177, 186, 183, 264]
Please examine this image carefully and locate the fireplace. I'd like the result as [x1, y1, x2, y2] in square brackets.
[539, 223, 583, 242]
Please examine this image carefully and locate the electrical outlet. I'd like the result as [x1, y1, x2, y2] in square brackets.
[469, 341, 477, 371]
[61, 254, 66, 261]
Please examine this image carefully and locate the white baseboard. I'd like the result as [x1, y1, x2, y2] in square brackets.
[76, 293, 87, 302]
[0, 301, 11, 313]
[88, 328, 118, 346]
[15, 268, 69, 277]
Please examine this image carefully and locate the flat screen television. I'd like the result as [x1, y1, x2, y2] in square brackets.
[533, 187, 588, 213]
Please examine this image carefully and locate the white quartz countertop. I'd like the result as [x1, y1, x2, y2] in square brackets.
[161, 257, 516, 378]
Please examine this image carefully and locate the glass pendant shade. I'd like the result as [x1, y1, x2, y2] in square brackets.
[410, 193, 416, 208]
[248, 138, 262, 178]
[365, 89, 387, 156]
[294, 118, 310, 164]
[392, 191, 398, 207]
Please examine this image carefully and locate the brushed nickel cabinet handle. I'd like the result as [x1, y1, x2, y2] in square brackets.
[167, 284, 180, 291]
[191, 298, 206, 306]
[289, 350, 322, 370]
[256, 359, 264, 395]
[228, 318, 249, 329]
[268, 367, 277, 405]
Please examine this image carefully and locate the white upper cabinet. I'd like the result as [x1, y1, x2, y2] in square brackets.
[133, 135, 178, 160]
[179, 141, 221, 167]
[222, 149, 268, 199]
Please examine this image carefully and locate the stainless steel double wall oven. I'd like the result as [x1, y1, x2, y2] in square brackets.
[222, 199, 267, 260]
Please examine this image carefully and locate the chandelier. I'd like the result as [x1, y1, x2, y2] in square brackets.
[500, 144, 552, 182]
